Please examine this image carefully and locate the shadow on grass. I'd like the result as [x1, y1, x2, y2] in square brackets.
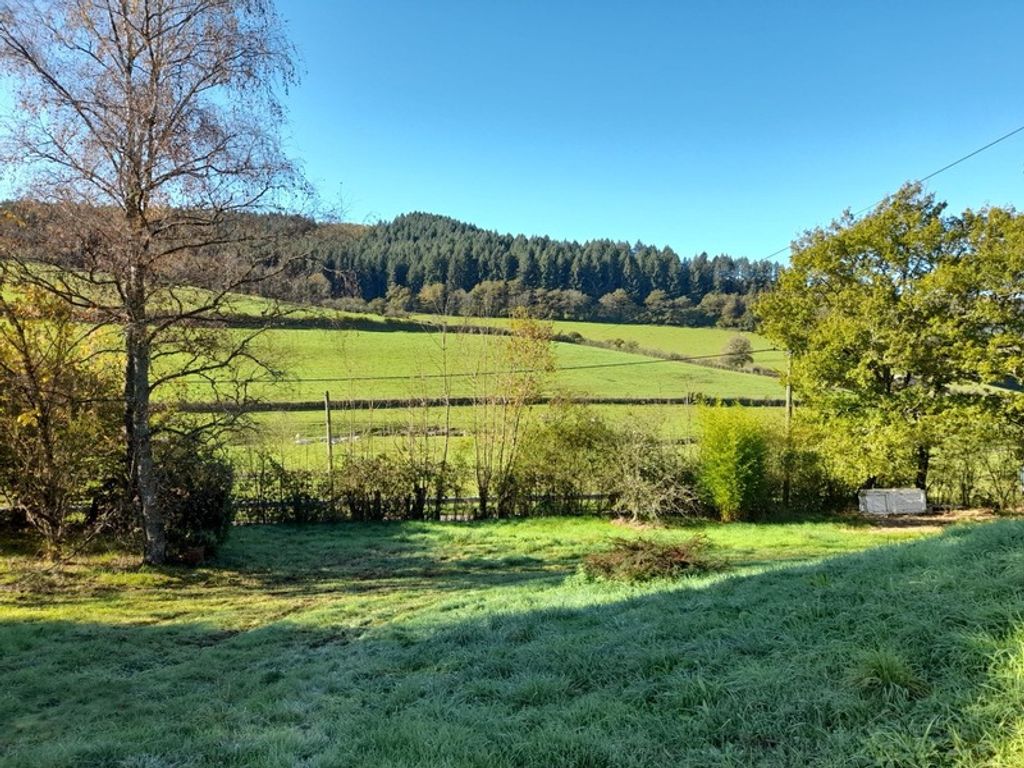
[3, 521, 579, 609]
[208, 521, 580, 597]
[2, 521, 1023, 767]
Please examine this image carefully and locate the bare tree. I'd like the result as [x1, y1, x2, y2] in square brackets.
[0, 0, 307, 563]
[471, 311, 553, 518]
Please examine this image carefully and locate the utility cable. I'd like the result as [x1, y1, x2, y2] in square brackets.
[763, 121, 1024, 260]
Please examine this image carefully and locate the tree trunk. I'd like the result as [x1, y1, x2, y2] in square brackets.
[127, 320, 164, 565]
[477, 485, 489, 520]
[914, 445, 930, 492]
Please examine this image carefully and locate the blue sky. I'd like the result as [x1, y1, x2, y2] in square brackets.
[278, 0, 1024, 260]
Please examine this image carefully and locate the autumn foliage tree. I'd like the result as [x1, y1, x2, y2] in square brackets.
[0, 287, 121, 556]
[471, 310, 554, 518]
[0, 0, 306, 563]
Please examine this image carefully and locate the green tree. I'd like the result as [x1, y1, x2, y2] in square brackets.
[597, 288, 637, 322]
[940, 206, 1024, 418]
[722, 335, 753, 368]
[757, 184, 976, 490]
[385, 283, 415, 314]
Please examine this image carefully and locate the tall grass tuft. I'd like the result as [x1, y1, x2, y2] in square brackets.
[849, 647, 930, 703]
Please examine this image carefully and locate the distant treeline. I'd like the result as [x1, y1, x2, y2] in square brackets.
[307, 213, 779, 328]
[2, 203, 779, 328]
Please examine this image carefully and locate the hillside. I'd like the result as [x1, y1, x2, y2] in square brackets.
[319, 212, 778, 314]
[2, 202, 778, 327]
[176, 324, 785, 405]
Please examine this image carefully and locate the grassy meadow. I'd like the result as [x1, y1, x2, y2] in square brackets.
[181, 326, 785, 404]
[2, 517, 1023, 766]
[420, 314, 788, 371]
[160, 313, 788, 466]
[236, 404, 787, 471]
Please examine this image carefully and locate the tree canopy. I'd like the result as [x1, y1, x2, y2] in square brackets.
[757, 183, 1022, 489]
[318, 212, 778, 323]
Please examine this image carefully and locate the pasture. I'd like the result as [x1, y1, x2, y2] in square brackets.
[2, 517, 1022, 766]
[235, 404, 787, 471]
[425, 314, 788, 371]
[182, 326, 785, 404]
[168, 316, 787, 468]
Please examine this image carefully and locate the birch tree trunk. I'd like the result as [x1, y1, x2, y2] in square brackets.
[0, 0, 307, 563]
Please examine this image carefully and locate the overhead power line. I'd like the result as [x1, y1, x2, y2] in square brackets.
[764, 120, 1024, 261]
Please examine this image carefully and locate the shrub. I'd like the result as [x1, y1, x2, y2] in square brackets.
[698, 406, 771, 521]
[605, 414, 701, 521]
[773, 440, 852, 515]
[334, 454, 460, 521]
[514, 401, 619, 515]
[155, 436, 235, 563]
[0, 289, 122, 557]
[582, 536, 725, 582]
[232, 450, 463, 524]
[927, 410, 1024, 510]
[232, 451, 325, 524]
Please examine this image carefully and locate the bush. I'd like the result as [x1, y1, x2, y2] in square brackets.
[582, 536, 725, 582]
[608, 419, 700, 520]
[698, 406, 771, 521]
[334, 454, 461, 521]
[0, 289, 122, 556]
[773, 438, 852, 515]
[232, 450, 463, 524]
[155, 436, 235, 563]
[514, 401, 619, 516]
[927, 411, 1024, 510]
[232, 451, 325, 524]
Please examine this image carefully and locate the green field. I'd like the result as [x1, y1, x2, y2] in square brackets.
[417, 314, 788, 371]
[180, 326, 785, 404]
[160, 310, 790, 467]
[236, 405, 787, 471]
[2, 517, 1022, 766]
[207, 297, 782, 372]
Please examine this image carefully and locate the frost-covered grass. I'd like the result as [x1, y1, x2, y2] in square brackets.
[3, 517, 1022, 767]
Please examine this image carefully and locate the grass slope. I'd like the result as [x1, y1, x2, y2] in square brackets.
[182, 328, 785, 403]
[3, 518, 1023, 766]
[403, 313, 785, 370]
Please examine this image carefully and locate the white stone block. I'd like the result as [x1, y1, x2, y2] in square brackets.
[858, 488, 927, 515]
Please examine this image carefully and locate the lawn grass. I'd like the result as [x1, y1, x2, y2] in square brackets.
[3, 516, 1023, 766]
